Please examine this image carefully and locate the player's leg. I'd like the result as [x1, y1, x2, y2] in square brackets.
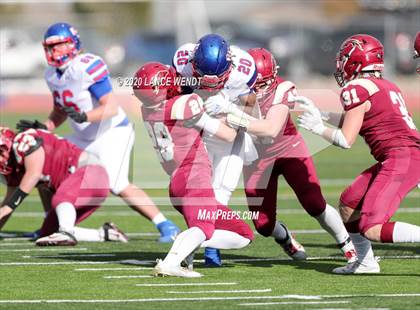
[200, 204, 254, 249]
[280, 156, 356, 261]
[360, 148, 420, 243]
[36, 165, 116, 245]
[244, 159, 306, 260]
[154, 165, 214, 277]
[335, 163, 381, 274]
[84, 125, 179, 242]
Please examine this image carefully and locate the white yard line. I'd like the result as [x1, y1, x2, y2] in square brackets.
[75, 267, 152, 271]
[135, 282, 237, 287]
[0, 248, 88, 252]
[166, 289, 272, 294]
[24, 254, 116, 259]
[1, 254, 419, 267]
[0, 242, 35, 246]
[104, 275, 153, 279]
[239, 301, 351, 306]
[0, 261, 116, 266]
[0, 293, 418, 304]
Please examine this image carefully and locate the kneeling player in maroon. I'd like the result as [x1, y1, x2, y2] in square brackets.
[224, 48, 356, 266]
[296, 34, 420, 274]
[133, 62, 254, 278]
[0, 127, 127, 245]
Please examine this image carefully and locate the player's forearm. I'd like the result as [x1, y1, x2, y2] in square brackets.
[247, 105, 289, 138]
[247, 119, 282, 138]
[46, 107, 67, 130]
[214, 122, 237, 142]
[87, 94, 119, 122]
[86, 104, 118, 122]
[322, 111, 344, 127]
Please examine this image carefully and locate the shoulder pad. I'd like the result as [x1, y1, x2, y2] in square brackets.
[75, 53, 109, 83]
[272, 81, 296, 106]
[12, 129, 43, 165]
[341, 78, 379, 111]
[170, 94, 204, 120]
[173, 43, 195, 77]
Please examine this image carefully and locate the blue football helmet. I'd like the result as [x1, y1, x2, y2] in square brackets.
[43, 22, 81, 68]
[192, 34, 232, 90]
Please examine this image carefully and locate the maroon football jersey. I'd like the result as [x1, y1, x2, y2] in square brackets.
[8, 129, 82, 190]
[340, 77, 420, 161]
[255, 76, 301, 156]
[141, 94, 211, 175]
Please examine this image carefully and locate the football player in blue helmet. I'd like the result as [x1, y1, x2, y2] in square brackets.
[192, 34, 232, 90]
[43, 22, 81, 71]
[16, 22, 181, 243]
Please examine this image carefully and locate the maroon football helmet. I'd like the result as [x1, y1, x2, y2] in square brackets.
[247, 48, 278, 93]
[335, 34, 384, 87]
[0, 127, 16, 175]
[133, 62, 181, 109]
[414, 32, 420, 74]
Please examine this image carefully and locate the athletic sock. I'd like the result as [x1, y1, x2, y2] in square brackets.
[381, 222, 420, 243]
[152, 213, 167, 226]
[162, 227, 206, 267]
[73, 227, 102, 242]
[200, 230, 251, 249]
[271, 221, 289, 242]
[350, 232, 376, 264]
[55, 202, 76, 235]
[316, 204, 350, 244]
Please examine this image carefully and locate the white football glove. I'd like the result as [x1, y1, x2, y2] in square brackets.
[226, 113, 250, 131]
[294, 96, 326, 135]
[204, 93, 233, 116]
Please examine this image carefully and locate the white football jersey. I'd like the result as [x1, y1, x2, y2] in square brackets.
[173, 43, 257, 102]
[44, 53, 127, 141]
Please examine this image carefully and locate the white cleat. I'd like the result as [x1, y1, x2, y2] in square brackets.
[35, 231, 77, 246]
[333, 260, 380, 274]
[102, 222, 128, 243]
[153, 259, 202, 278]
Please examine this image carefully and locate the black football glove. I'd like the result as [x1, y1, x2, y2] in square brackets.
[62, 106, 88, 123]
[16, 120, 47, 132]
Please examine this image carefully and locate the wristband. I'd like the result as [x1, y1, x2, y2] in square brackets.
[4, 188, 28, 210]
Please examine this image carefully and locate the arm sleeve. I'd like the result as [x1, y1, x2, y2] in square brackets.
[88, 77, 113, 101]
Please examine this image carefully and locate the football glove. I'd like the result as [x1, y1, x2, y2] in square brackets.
[203, 93, 233, 116]
[62, 106, 88, 123]
[226, 113, 250, 131]
[16, 119, 47, 132]
[294, 96, 326, 135]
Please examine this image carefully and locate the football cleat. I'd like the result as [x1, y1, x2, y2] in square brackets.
[35, 231, 77, 246]
[275, 235, 307, 261]
[204, 248, 222, 267]
[332, 259, 380, 274]
[102, 222, 128, 243]
[153, 259, 202, 278]
[156, 220, 180, 243]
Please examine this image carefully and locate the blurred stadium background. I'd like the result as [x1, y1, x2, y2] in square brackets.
[0, 0, 419, 193]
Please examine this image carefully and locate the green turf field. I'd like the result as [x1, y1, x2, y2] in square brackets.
[0, 113, 419, 309]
